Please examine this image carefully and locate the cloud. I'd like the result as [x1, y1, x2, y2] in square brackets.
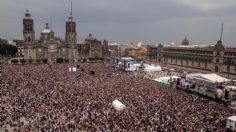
[0, 0, 236, 46]
[175, 0, 236, 11]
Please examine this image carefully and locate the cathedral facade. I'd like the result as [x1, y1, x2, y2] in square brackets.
[16, 10, 109, 62]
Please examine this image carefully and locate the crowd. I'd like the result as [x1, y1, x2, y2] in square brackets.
[1, 63, 236, 131]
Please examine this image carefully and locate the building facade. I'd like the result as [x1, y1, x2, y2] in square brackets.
[147, 37, 236, 78]
[16, 10, 109, 62]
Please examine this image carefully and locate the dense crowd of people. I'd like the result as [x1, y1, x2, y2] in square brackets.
[1, 63, 236, 131]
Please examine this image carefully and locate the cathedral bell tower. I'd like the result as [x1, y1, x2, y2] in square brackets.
[23, 9, 35, 43]
[65, 1, 77, 44]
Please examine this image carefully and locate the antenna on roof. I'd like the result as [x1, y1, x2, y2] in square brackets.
[220, 22, 224, 41]
[70, 0, 72, 16]
[50, 17, 53, 30]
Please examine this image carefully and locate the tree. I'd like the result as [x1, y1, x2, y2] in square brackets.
[88, 56, 99, 61]
[20, 59, 26, 64]
[42, 58, 48, 63]
[36, 59, 41, 63]
[56, 57, 63, 63]
[0, 43, 17, 56]
[11, 59, 19, 64]
[83, 58, 87, 62]
[64, 58, 69, 63]
[28, 58, 33, 63]
[100, 57, 105, 61]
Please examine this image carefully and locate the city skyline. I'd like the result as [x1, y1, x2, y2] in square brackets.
[0, 0, 236, 46]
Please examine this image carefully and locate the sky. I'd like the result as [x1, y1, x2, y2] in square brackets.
[0, 0, 236, 46]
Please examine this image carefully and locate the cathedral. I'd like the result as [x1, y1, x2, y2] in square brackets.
[16, 9, 109, 62]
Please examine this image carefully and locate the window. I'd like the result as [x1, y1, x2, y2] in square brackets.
[215, 66, 219, 72]
[216, 59, 219, 63]
[28, 37, 31, 42]
[227, 66, 230, 73]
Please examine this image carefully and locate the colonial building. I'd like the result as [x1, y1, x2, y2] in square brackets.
[16, 9, 109, 62]
[147, 37, 236, 78]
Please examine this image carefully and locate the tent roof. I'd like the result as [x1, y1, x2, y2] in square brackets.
[153, 78, 170, 85]
[187, 73, 229, 83]
[121, 57, 134, 61]
[112, 99, 126, 111]
[199, 73, 229, 83]
[157, 76, 170, 81]
[171, 76, 180, 79]
[227, 116, 236, 122]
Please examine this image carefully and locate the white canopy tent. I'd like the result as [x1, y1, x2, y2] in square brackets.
[156, 76, 170, 81]
[112, 100, 126, 111]
[126, 63, 141, 71]
[226, 116, 236, 130]
[187, 73, 230, 83]
[69, 67, 77, 72]
[144, 64, 162, 72]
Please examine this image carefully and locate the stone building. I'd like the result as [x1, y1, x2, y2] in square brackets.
[147, 37, 236, 78]
[16, 9, 109, 62]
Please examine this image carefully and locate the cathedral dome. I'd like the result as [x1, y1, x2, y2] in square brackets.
[42, 23, 52, 34]
[182, 36, 189, 46]
[42, 29, 52, 34]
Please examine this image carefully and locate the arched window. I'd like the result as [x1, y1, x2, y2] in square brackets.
[28, 36, 31, 42]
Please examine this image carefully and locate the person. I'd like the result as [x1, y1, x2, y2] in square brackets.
[1, 63, 235, 131]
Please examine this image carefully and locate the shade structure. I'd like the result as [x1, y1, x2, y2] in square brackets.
[153, 79, 170, 85]
[69, 67, 77, 72]
[112, 99, 126, 111]
[144, 64, 162, 72]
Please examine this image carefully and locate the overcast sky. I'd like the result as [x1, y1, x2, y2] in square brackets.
[0, 0, 236, 46]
